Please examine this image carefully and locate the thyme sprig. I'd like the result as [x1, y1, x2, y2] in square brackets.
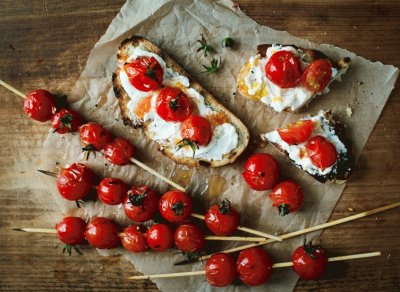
[197, 34, 214, 57]
[202, 57, 222, 74]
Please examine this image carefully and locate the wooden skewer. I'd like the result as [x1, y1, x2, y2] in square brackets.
[0, 79, 26, 98]
[179, 202, 400, 264]
[128, 251, 381, 280]
[191, 213, 282, 242]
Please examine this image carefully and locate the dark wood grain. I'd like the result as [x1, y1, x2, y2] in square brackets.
[0, 0, 399, 291]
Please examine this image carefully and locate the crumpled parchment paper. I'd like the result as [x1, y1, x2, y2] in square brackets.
[38, 0, 399, 291]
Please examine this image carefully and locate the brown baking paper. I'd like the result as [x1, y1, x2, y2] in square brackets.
[38, 0, 399, 291]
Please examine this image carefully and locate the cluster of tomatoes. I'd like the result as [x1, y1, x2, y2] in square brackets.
[265, 50, 333, 93]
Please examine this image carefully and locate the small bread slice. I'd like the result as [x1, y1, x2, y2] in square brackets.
[261, 110, 355, 184]
[237, 44, 350, 113]
[112, 36, 250, 168]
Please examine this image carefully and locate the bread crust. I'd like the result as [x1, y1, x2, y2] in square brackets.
[113, 36, 250, 168]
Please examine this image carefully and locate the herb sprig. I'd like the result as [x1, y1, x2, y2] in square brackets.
[197, 34, 214, 57]
[202, 57, 222, 74]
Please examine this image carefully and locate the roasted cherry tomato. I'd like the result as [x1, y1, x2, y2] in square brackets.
[79, 122, 112, 151]
[55, 216, 86, 245]
[204, 200, 240, 236]
[159, 190, 193, 224]
[156, 87, 193, 122]
[97, 177, 128, 205]
[124, 56, 163, 92]
[123, 186, 159, 222]
[269, 180, 304, 216]
[51, 109, 84, 134]
[56, 163, 95, 201]
[104, 138, 135, 166]
[180, 115, 212, 147]
[305, 135, 337, 170]
[236, 247, 273, 286]
[242, 153, 280, 191]
[265, 50, 302, 88]
[121, 225, 147, 253]
[301, 59, 332, 93]
[84, 217, 120, 249]
[24, 89, 56, 122]
[292, 241, 328, 280]
[277, 120, 314, 145]
[146, 223, 174, 252]
[205, 253, 236, 287]
[174, 223, 205, 253]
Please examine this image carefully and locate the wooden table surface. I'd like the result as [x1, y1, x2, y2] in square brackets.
[0, 0, 399, 291]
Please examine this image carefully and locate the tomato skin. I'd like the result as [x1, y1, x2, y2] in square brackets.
[204, 200, 240, 236]
[56, 163, 95, 201]
[55, 217, 86, 245]
[269, 180, 304, 216]
[84, 217, 120, 249]
[146, 223, 174, 252]
[79, 123, 112, 151]
[265, 50, 302, 88]
[301, 59, 332, 93]
[97, 178, 128, 205]
[278, 120, 314, 145]
[24, 89, 56, 122]
[104, 138, 135, 166]
[205, 253, 236, 287]
[123, 186, 159, 223]
[242, 153, 280, 191]
[305, 135, 337, 170]
[236, 247, 273, 286]
[156, 87, 193, 122]
[174, 223, 205, 253]
[121, 225, 147, 253]
[159, 191, 193, 224]
[292, 243, 328, 280]
[124, 56, 163, 92]
[180, 115, 212, 146]
[51, 109, 84, 134]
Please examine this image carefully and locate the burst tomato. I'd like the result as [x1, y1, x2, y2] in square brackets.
[123, 186, 159, 222]
[242, 153, 280, 191]
[301, 59, 332, 93]
[124, 56, 163, 92]
[277, 120, 314, 145]
[156, 87, 193, 122]
[121, 225, 147, 253]
[55, 216, 86, 245]
[146, 223, 174, 252]
[104, 137, 135, 166]
[292, 242, 328, 280]
[97, 177, 128, 205]
[24, 89, 56, 122]
[265, 50, 302, 88]
[269, 180, 304, 216]
[56, 163, 95, 201]
[236, 247, 273, 286]
[180, 115, 212, 147]
[305, 135, 337, 170]
[174, 223, 205, 253]
[79, 122, 112, 151]
[204, 200, 240, 236]
[84, 217, 120, 249]
[51, 108, 84, 134]
[205, 253, 236, 287]
[159, 190, 193, 224]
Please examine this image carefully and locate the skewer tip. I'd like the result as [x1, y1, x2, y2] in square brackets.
[12, 228, 24, 232]
[37, 169, 58, 178]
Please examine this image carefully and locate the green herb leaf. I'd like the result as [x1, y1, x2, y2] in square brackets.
[168, 96, 180, 111]
[197, 34, 214, 57]
[221, 37, 234, 48]
[202, 57, 222, 74]
[128, 191, 148, 207]
[176, 139, 199, 158]
[218, 199, 231, 215]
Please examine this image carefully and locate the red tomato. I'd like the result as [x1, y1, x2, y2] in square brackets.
[146, 223, 174, 252]
[84, 217, 120, 249]
[123, 186, 159, 222]
[174, 223, 205, 253]
[56, 163, 95, 201]
[23, 89, 56, 122]
[51, 109, 84, 134]
[204, 200, 240, 236]
[236, 247, 273, 286]
[97, 177, 128, 205]
[301, 59, 332, 93]
[269, 180, 304, 216]
[242, 153, 280, 191]
[79, 122, 112, 151]
[305, 135, 337, 170]
[159, 190, 193, 224]
[277, 120, 314, 145]
[124, 56, 163, 92]
[180, 115, 212, 147]
[265, 50, 302, 88]
[205, 253, 236, 287]
[55, 216, 86, 245]
[104, 138, 135, 166]
[121, 225, 147, 253]
[156, 87, 193, 122]
[292, 242, 328, 280]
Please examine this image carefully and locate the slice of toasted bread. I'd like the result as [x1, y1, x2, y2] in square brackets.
[261, 111, 355, 184]
[113, 36, 250, 168]
[237, 44, 350, 113]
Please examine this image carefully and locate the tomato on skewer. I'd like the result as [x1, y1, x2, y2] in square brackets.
[205, 253, 236, 287]
[24, 89, 56, 122]
[97, 178, 128, 205]
[159, 190, 193, 224]
[121, 225, 148, 253]
[104, 137, 135, 166]
[204, 200, 239, 236]
[242, 153, 280, 191]
[292, 241, 328, 280]
[146, 223, 174, 252]
[51, 108, 84, 134]
[84, 217, 120, 249]
[123, 186, 159, 223]
[236, 247, 273, 286]
[269, 180, 304, 216]
[174, 223, 205, 253]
